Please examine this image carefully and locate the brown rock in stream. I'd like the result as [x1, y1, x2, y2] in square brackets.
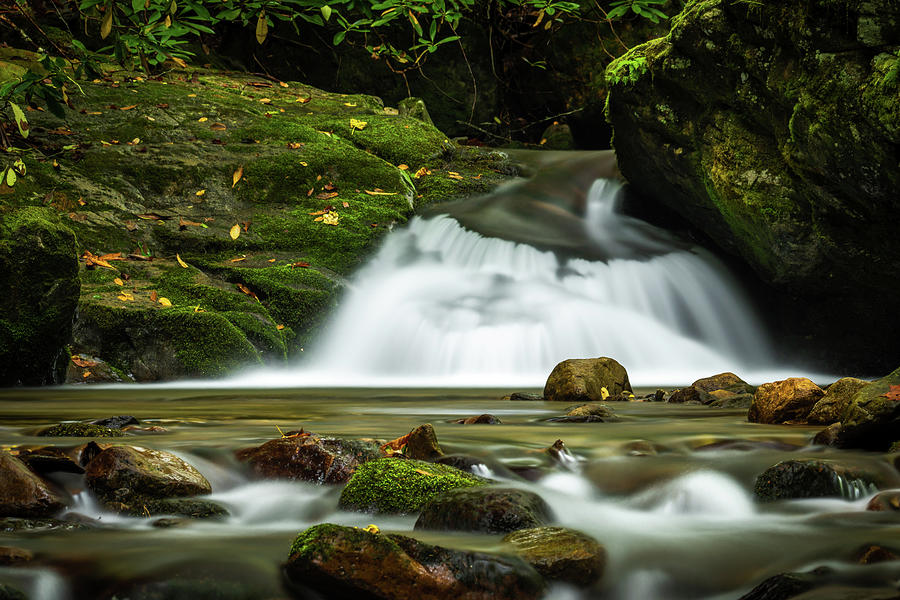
[0, 451, 66, 518]
[748, 378, 825, 424]
[383, 423, 444, 461]
[84, 446, 211, 510]
[236, 435, 381, 484]
[415, 487, 553, 534]
[0, 546, 33, 565]
[806, 377, 870, 425]
[453, 414, 502, 424]
[866, 491, 900, 512]
[503, 526, 606, 587]
[543, 357, 631, 403]
[285, 523, 545, 600]
[692, 372, 751, 394]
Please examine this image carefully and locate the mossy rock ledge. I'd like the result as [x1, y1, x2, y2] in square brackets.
[605, 0, 900, 371]
[338, 457, 488, 515]
[1, 49, 513, 381]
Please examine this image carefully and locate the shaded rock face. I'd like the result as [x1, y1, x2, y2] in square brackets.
[0, 451, 66, 518]
[543, 357, 631, 403]
[806, 377, 870, 425]
[0, 208, 79, 385]
[667, 386, 710, 404]
[285, 524, 545, 600]
[754, 459, 878, 502]
[84, 446, 211, 511]
[691, 372, 750, 394]
[397, 424, 444, 461]
[235, 435, 381, 484]
[414, 488, 553, 534]
[338, 458, 487, 515]
[502, 526, 606, 587]
[830, 366, 900, 450]
[866, 491, 900, 512]
[548, 403, 618, 423]
[748, 378, 825, 424]
[606, 0, 900, 372]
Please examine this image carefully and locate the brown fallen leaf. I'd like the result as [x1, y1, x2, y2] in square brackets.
[98, 252, 125, 261]
[229, 257, 247, 263]
[236, 283, 259, 302]
[291, 261, 310, 268]
[150, 290, 158, 303]
[176, 254, 189, 268]
[125, 220, 138, 231]
[210, 122, 227, 131]
[241, 221, 251, 232]
[306, 188, 314, 197]
[179, 217, 204, 229]
[232, 166, 243, 188]
[127, 253, 152, 261]
[120, 105, 137, 111]
[316, 192, 338, 200]
[229, 224, 241, 240]
[137, 213, 166, 221]
[413, 469, 435, 476]
[342, 201, 349, 208]
[287, 142, 303, 150]
[71, 355, 100, 368]
[295, 96, 311, 103]
[398, 164, 409, 170]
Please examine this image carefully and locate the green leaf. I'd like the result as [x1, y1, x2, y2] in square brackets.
[9, 103, 28, 139]
[332, 30, 346, 45]
[321, 5, 332, 21]
[101, 5, 114, 39]
[5, 168, 16, 187]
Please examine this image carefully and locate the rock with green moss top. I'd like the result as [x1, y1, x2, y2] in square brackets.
[338, 457, 488, 514]
[285, 523, 544, 600]
[606, 0, 900, 371]
[37, 422, 126, 438]
[84, 446, 211, 513]
[806, 377, 871, 425]
[829, 366, 900, 450]
[0, 207, 79, 385]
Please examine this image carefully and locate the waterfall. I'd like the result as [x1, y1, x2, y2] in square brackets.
[287, 175, 774, 387]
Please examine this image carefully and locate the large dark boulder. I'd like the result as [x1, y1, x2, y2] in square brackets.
[754, 459, 880, 502]
[0, 207, 79, 385]
[235, 434, 381, 484]
[543, 357, 631, 403]
[284, 523, 545, 600]
[606, 0, 900, 372]
[414, 487, 553, 534]
[0, 451, 66, 518]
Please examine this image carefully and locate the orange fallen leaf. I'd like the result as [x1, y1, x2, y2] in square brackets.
[113, 277, 124, 286]
[210, 122, 227, 131]
[98, 252, 125, 261]
[150, 290, 158, 302]
[179, 217, 204, 228]
[276, 324, 285, 330]
[229, 257, 247, 263]
[291, 261, 310, 268]
[267, 258, 276, 263]
[296, 96, 310, 103]
[232, 166, 243, 188]
[342, 201, 349, 208]
[120, 105, 137, 111]
[236, 283, 259, 302]
[397, 164, 409, 170]
[71, 355, 100, 368]
[316, 192, 338, 200]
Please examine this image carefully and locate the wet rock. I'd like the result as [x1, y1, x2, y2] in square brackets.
[128, 498, 228, 519]
[434, 455, 511, 478]
[0, 546, 33, 565]
[813, 423, 843, 446]
[0, 584, 26, 600]
[284, 523, 545, 600]
[543, 357, 631, 403]
[667, 386, 710, 404]
[737, 568, 824, 600]
[503, 526, 606, 587]
[692, 372, 752, 394]
[748, 378, 825, 424]
[16, 447, 84, 475]
[708, 393, 754, 409]
[84, 446, 211, 511]
[236, 434, 381, 484]
[754, 460, 879, 502]
[0, 516, 96, 532]
[381, 424, 443, 461]
[91, 415, 140, 429]
[0, 451, 66, 518]
[506, 392, 544, 401]
[548, 403, 618, 423]
[338, 458, 488, 514]
[66, 354, 133, 384]
[866, 491, 900, 512]
[620, 440, 660, 456]
[77, 440, 106, 467]
[854, 544, 899, 565]
[453, 414, 502, 424]
[830, 366, 900, 450]
[415, 487, 552, 534]
[807, 378, 871, 426]
[546, 439, 579, 470]
[37, 422, 126, 437]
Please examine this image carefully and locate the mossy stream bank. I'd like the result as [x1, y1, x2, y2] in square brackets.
[0, 48, 516, 384]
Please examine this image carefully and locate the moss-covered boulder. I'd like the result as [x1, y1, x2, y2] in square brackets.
[543, 357, 631, 403]
[830, 365, 900, 450]
[338, 457, 488, 514]
[235, 434, 381, 484]
[503, 526, 607, 587]
[83, 445, 211, 513]
[285, 523, 544, 600]
[37, 422, 126, 438]
[0, 207, 79, 385]
[806, 377, 871, 425]
[606, 0, 900, 371]
[1, 51, 512, 380]
[414, 487, 552, 534]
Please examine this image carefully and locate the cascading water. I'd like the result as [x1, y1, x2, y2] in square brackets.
[288, 172, 773, 387]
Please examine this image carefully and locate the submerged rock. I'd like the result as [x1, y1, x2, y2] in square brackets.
[453, 414, 502, 425]
[0, 546, 32, 566]
[37, 422, 126, 438]
[0, 516, 96, 532]
[338, 458, 487, 514]
[503, 526, 606, 587]
[543, 357, 631, 403]
[506, 392, 544, 401]
[91, 415, 140, 429]
[748, 378, 825, 424]
[84, 446, 211, 512]
[854, 544, 899, 565]
[829, 366, 900, 450]
[866, 491, 900, 512]
[236, 434, 381, 484]
[667, 386, 710, 404]
[284, 523, 544, 600]
[806, 377, 871, 426]
[0, 451, 66, 518]
[707, 393, 754, 409]
[754, 460, 879, 502]
[548, 403, 618, 422]
[415, 487, 553, 534]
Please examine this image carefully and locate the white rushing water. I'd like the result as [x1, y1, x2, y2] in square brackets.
[246, 177, 777, 387]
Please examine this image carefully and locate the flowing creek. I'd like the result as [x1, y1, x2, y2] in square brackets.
[2, 388, 899, 599]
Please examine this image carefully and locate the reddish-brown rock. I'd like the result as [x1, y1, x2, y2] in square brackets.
[748, 378, 825, 424]
[0, 451, 66, 518]
[236, 435, 380, 484]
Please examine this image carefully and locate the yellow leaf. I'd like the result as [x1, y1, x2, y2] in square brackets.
[187, 93, 197, 98]
[158, 297, 172, 307]
[322, 211, 339, 226]
[414, 166, 429, 178]
[267, 258, 275, 263]
[364, 189, 397, 196]
[276, 324, 285, 330]
[198, 117, 208, 122]
[113, 277, 124, 286]
[164, 14, 171, 27]
[195, 189, 206, 196]
[176, 254, 189, 268]
[232, 165, 243, 187]
[100, 7, 113, 39]
[600, 386, 609, 400]
[349, 118, 367, 131]
[255, 11, 268, 44]
[363, 524, 380, 534]
[230, 224, 241, 240]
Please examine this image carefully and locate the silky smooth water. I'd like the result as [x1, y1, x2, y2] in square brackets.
[1, 388, 899, 600]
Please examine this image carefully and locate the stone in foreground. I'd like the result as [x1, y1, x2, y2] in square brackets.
[830, 365, 900, 450]
[338, 458, 487, 514]
[415, 487, 553, 534]
[754, 460, 879, 502]
[284, 523, 544, 600]
[543, 357, 631, 403]
[0, 451, 66, 518]
[503, 526, 606, 587]
[806, 377, 870, 426]
[748, 378, 824, 424]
